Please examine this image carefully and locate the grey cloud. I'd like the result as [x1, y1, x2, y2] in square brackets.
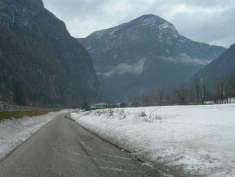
[162, 54, 212, 66]
[99, 58, 146, 78]
[42, 0, 234, 47]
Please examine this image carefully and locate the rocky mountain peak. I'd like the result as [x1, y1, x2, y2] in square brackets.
[79, 14, 225, 102]
[230, 43, 235, 49]
[89, 14, 179, 40]
[0, 0, 45, 28]
[19, 0, 44, 8]
[131, 14, 178, 34]
[133, 14, 166, 25]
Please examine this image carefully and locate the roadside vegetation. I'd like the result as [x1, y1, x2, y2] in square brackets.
[0, 110, 50, 122]
[72, 104, 235, 177]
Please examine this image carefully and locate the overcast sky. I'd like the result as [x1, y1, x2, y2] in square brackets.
[42, 0, 234, 48]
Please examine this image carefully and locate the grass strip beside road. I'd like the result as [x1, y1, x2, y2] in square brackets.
[0, 111, 50, 122]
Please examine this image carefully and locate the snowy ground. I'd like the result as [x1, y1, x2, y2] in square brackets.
[71, 104, 235, 177]
[0, 111, 65, 160]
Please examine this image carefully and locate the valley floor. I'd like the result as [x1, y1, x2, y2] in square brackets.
[0, 112, 173, 177]
[71, 104, 235, 177]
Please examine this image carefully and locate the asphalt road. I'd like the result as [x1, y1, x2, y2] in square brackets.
[0, 113, 175, 177]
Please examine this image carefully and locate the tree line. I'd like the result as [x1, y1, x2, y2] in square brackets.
[130, 77, 235, 106]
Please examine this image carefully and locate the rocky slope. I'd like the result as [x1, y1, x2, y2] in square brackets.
[193, 44, 235, 90]
[0, 0, 99, 106]
[80, 14, 225, 101]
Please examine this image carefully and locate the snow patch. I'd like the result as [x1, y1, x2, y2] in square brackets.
[71, 104, 235, 177]
[159, 22, 170, 30]
[141, 16, 160, 26]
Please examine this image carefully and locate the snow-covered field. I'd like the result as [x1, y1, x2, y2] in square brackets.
[71, 104, 235, 177]
[0, 111, 63, 160]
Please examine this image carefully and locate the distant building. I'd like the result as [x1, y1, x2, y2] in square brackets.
[90, 103, 108, 109]
[90, 102, 128, 110]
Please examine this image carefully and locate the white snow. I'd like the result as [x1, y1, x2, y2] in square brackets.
[0, 111, 65, 160]
[71, 104, 235, 177]
[228, 98, 235, 103]
[158, 22, 178, 36]
[159, 22, 170, 30]
[141, 16, 159, 26]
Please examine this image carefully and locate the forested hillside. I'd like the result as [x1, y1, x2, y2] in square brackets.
[0, 0, 99, 106]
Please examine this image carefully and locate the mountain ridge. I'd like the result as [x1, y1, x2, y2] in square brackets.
[79, 14, 226, 101]
[193, 43, 235, 89]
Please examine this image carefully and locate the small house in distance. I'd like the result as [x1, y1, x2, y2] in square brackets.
[90, 103, 108, 110]
[90, 102, 128, 110]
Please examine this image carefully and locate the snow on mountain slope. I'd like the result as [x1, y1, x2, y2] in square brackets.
[80, 14, 226, 101]
[71, 104, 235, 177]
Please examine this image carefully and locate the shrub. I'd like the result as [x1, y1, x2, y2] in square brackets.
[81, 102, 90, 111]
[118, 109, 126, 120]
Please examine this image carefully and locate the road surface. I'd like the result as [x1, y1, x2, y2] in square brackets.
[0, 113, 178, 177]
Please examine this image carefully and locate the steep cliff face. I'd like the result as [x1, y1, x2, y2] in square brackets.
[0, 0, 99, 106]
[80, 15, 225, 101]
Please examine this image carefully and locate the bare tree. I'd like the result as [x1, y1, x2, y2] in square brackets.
[226, 74, 235, 99]
[193, 78, 208, 104]
[175, 85, 189, 105]
[150, 87, 166, 105]
[214, 81, 228, 104]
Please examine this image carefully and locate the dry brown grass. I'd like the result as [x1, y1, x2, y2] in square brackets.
[0, 111, 49, 122]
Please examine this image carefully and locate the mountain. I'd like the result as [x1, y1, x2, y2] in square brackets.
[193, 44, 235, 90]
[0, 0, 99, 106]
[79, 14, 225, 101]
